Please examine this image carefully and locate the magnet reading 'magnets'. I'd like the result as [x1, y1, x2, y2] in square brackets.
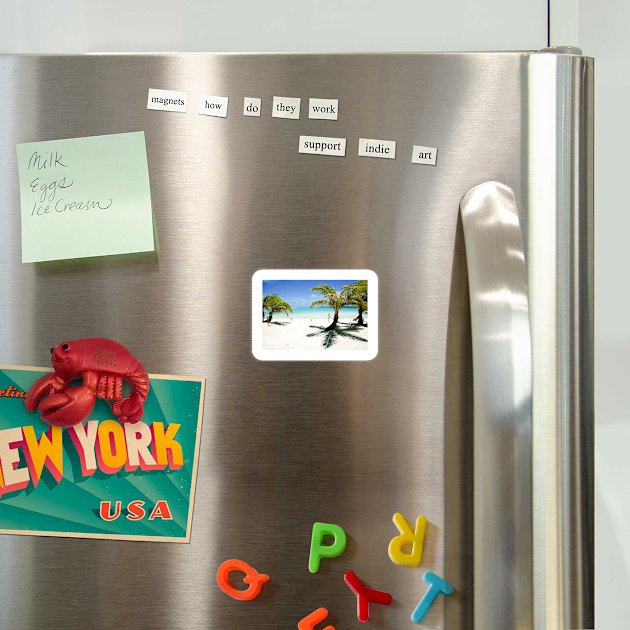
[25, 338, 149, 428]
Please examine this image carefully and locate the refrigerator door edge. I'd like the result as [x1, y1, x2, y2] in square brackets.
[526, 52, 595, 630]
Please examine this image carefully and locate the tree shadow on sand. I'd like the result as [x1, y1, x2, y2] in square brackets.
[306, 322, 368, 349]
[266, 321, 290, 326]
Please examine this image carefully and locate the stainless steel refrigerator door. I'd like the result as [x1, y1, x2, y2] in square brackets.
[0, 52, 593, 629]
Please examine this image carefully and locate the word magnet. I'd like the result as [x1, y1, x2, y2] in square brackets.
[272, 96, 301, 119]
[308, 98, 338, 120]
[411, 144, 438, 165]
[344, 571, 392, 622]
[299, 136, 346, 157]
[308, 522, 346, 573]
[198, 95, 228, 118]
[147, 88, 187, 112]
[243, 97, 261, 117]
[388, 512, 427, 566]
[216, 559, 269, 601]
[358, 138, 396, 159]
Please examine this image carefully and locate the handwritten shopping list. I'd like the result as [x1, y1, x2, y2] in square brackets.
[16, 132, 154, 263]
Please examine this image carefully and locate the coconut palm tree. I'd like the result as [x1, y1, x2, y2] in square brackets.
[343, 280, 368, 326]
[263, 294, 292, 324]
[310, 284, 350, 331]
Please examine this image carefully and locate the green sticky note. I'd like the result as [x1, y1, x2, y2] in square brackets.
[17, 131, 155, 263]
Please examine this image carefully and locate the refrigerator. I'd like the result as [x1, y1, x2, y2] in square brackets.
[0, 50, 593, 629]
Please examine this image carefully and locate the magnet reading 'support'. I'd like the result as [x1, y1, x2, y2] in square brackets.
[25, 338, 149, 428]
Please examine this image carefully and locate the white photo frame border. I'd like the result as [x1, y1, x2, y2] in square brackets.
[252, 269, 378, 361]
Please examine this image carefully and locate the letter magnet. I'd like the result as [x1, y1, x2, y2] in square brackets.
[388, 512, 427, 567]
[216, 559, 269, 601]
[308, 522, 347, 573]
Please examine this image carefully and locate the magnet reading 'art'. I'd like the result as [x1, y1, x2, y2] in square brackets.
[388, 512, 427, 567]
[216, 559, 269, 601]
[308, 522, 347, 573]
[25, 338, 149, 428]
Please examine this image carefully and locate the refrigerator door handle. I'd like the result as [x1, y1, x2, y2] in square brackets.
[460, 181, 533, 629]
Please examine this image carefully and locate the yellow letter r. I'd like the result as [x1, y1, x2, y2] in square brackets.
[388, 512, 427, 567]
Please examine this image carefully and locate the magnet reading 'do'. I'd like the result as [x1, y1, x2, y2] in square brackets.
[26, 338, 149, 427]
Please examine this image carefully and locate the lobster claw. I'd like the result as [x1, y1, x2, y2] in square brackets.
[25, 373, 66, 413]
[37, 386, 96, 428]
[112, 398, 144, 424]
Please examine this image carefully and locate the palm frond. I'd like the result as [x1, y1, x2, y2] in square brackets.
[263, 294, 293, 315]
[341, 280, 367, 318]
[310, 284, 337, 296]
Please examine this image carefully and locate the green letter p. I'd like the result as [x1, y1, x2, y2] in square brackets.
[308, 522, 347, 573]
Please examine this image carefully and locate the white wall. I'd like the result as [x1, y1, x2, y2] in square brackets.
[575, 2, 629, 627]
[0, 0, 547, 53]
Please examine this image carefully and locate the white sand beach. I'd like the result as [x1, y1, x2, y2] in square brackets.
[262, 317, 369, 351]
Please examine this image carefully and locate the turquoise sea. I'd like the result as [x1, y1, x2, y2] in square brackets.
[264, 307, 363, 319]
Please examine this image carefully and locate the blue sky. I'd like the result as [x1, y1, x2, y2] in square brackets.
[263, 279, 360, 308]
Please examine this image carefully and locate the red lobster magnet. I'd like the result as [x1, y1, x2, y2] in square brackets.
[26, 338, 149, 428]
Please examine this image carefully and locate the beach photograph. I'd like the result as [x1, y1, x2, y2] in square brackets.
[261, 279, 368, 352]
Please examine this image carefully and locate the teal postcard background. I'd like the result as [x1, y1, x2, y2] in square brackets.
[0, 367, 204, 542]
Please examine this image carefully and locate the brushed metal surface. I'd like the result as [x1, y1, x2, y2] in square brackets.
[526, 53, 595, 629]
[460, 182, 533, 630]
[0, 52, 593, 629]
